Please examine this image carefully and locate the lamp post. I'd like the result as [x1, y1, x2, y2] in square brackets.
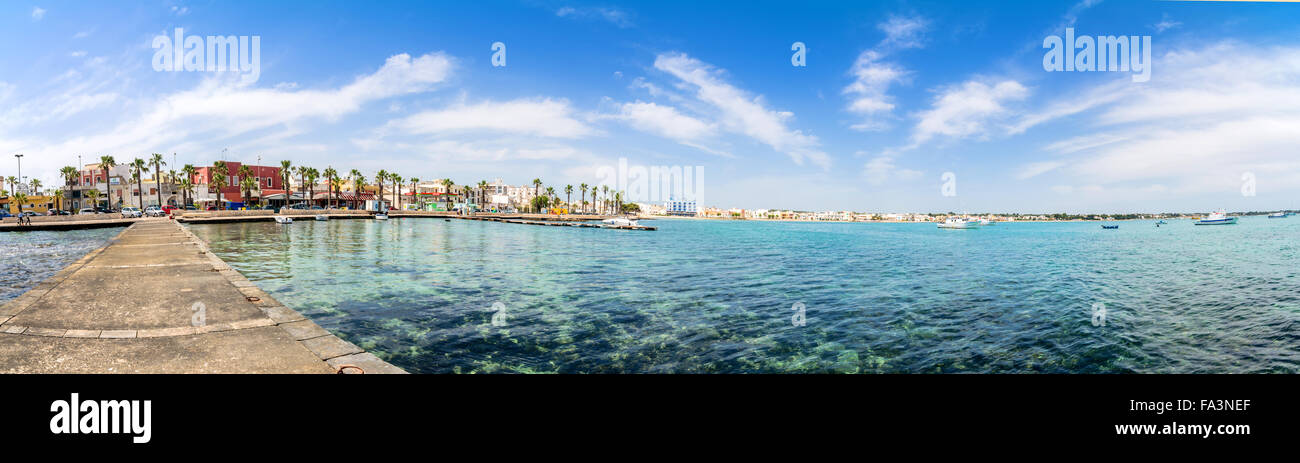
[14, 154, 22, 193]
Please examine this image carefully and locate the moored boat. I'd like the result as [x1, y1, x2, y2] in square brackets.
[1268, 212, 1287, 219]
[1194, 210, 1237, 226]
[1102, 225, 1119, 229]
[315, 214, 328, 221]
[273, 216, 293, 224]
[937, 218, 977, 229]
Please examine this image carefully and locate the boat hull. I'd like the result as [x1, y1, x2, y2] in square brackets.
[1194, 218, 1237, 225]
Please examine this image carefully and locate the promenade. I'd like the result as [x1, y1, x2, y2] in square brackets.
[0, 218, 404, 373]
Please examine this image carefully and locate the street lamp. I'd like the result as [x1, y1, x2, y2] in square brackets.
[14, 154, 22, 192]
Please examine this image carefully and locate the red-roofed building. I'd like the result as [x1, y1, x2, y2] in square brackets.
[192, 161, 283, 204]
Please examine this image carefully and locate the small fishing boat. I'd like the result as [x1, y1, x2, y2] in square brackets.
[1268, 212, 1287, 219]
[602, 217, 640, 227]
[1155, 220, 1167, 225]
[1194, 210, 1237, 226]
[1101, 225, 1119, 230]
[315, 214, 328, 221]
[937, 218, 977, 229]
[273, 216, 293, 224]
[374, 214, 388, 220]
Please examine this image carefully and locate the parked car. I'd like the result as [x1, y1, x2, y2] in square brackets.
[184, 205, 198, 211]
[48, 209, 71, 216]
[20, 211, 44, 217]
[78, 208, 98, 215]
[121, 207, 143, 218]
[144, 206, 165, 217]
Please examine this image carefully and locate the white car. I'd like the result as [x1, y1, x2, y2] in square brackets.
[78, 208, 99, 215]
[121, 207, 143, 218]
[144, 206, 165, 217]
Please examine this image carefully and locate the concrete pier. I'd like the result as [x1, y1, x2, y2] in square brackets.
[0, 218, 404, 374]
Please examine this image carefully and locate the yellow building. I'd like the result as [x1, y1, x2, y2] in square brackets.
[4, 195, 59, 215]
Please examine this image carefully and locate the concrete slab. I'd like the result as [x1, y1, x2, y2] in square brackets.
[0, 327, 336, 373]
[0, 220, 403, 374]
[6, 264, 267, 330]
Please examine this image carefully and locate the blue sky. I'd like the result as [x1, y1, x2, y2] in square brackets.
[3, 0, 1300, 213]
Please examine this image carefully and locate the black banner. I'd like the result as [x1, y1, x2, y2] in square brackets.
[3, 374, 1290, 453]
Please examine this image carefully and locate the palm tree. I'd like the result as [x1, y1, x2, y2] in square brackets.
[375, 169, 388, 210]
[306, 168, 320, 208]
[60, 166, 78, 210]
[477, 180, 488, 212]
[579, 183, 588, 214]
[148, 153, 165, 208]
[563, 185, 573, 214]
[349, 169, 365, 209]
[99, 155, 116, 208]
[615, 191, 624, 214]
[279, 160, 292, 197]
[130, 158, 146, 209]
[179, 179, 193, 208]
[393, 174, 405, 211]
[408, 177, 420, 210]
[51, 188, 65, 211]
[440, 179, 454, 211]
[330, 177, 344, 209]
[354, 176, 369, 210]
[601, 185, 611, 215]
[322, 167, 337, 208]
[532, 178, 543, 213]
[545, 187, 556, 214]
[12, 192, 27, 217]
[238, 164, 254, 206]
[85, 189, 100, 210]
[29, 178, 41, 195]
[181, 164, 197, 206]
[211, 161, 228, 211]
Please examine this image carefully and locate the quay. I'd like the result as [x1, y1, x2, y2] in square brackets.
[173, 210, 658, 230]
[0, 218, 405, 373]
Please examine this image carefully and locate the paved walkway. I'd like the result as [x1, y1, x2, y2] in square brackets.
[0, 218, 405, 373]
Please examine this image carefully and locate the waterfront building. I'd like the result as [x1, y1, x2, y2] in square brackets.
[191, 161, 282, 208]
[665, 197, 697, 217]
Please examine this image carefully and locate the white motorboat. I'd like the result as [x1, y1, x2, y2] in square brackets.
[273, 216, 293, 224]
[375, 214, 388, 220]
[602, 217, 640, 227]
[937, 218, 977, 229]
[315, 214, 328, 221]
[1268, 212, 1287, 219]
[1194, 210, 1237, 225]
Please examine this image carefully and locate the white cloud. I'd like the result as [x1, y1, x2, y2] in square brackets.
[31, 7, 46, 20]
[653, 52, 830, 169]
[913, 80, 1029, 145]
[613, 101, 712, 139]
[556, 6, 633, 28]
[877, 15, 928, 50]
[69, 50, 87, 58]
[1, 52, 453, 176]
[1020, 43, 1300, 196]
[1154, 14, 1181, 33]
[1014, 161, 1065, 180]
[863, 154, 922, 185]
[843, 15, 927, 132]
[389, 98, 593, 138]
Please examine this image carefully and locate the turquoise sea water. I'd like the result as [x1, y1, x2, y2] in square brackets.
[0, 227, 123, 303]
[189, 217, 1300, 373]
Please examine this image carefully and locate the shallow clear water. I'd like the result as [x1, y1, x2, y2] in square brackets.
[189, 217, 1300, 373]
[0, 227, 124, 303]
